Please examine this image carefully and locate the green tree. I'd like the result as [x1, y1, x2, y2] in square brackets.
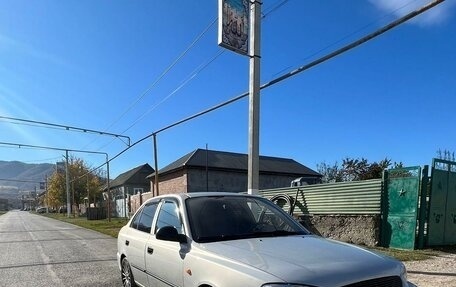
[316, 161, 343, 183]
[317, 157, 402, 183]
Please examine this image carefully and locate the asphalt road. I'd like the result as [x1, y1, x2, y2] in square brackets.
[0, 210, 123, 287]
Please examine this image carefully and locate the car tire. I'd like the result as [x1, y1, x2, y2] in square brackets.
[121, 258, 136, 287]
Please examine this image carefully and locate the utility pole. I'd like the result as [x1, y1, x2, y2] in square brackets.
[65, 150, 71, 217]
[45, 175, 48, 213]
[247, 0, 261, 195]
[106, 155, 111, 222]
[153, 134, 159, 197]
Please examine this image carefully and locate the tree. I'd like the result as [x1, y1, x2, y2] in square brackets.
[316, 161, 343, 183]
[47, 171, 66, 209]
[46, 156, 105, 211]
[317, 157, 402, 183]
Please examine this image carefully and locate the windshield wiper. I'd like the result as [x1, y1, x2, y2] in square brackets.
[196, 234, 245, 243]
[249, 230, 304, 238]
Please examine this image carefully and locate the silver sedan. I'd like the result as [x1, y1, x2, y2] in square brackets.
[117, 192, 413, 287]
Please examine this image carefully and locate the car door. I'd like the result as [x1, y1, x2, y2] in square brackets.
[146, 199, 186, 287]
[123, 201, 158, 286]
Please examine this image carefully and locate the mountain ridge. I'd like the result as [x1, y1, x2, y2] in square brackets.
[0, 161, 55, 207]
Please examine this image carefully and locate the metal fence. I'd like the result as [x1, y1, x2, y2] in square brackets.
[260, 179, 383, 216]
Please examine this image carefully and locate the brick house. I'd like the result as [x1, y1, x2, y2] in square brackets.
[147, 149, 321, 196]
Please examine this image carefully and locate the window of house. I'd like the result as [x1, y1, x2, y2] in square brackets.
[133, 188, 144, 194]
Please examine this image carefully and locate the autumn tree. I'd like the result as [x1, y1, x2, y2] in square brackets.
[46, 156, 105, 211]
[46, 171, 66, 209]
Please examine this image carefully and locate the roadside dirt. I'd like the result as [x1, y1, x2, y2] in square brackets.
[404, 251, 456, 287]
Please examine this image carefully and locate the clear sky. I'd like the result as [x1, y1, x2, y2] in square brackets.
[0, 0, 455, 178]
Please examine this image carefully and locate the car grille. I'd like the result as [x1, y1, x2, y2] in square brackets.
[343, 276, 403, 287]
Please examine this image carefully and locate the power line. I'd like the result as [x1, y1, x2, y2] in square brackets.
[269, 0, 426, 78]
[0, 141, 108, 158]
[262, 0, 290, 18]
[0, 178, 43, 184]
[103, 18, 218, 132]
[80, 18, 218, 152]
[121, 49, 226, 135]
[262, 0, 444, 89]
[89, 0, 443, 174]
[92, 2, 291, 152]
[0, 115, 131, 146]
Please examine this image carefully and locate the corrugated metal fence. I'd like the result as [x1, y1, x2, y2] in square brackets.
[260, 179, 383, 216]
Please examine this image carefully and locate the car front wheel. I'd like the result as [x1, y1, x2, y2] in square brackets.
[121, 258, 136, 287]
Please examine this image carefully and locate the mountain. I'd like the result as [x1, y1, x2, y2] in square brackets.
[0, 161, 55, 208]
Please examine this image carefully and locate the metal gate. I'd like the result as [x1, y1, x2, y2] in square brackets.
[428, 159, 456, 246]
[382, 167, 421, 250]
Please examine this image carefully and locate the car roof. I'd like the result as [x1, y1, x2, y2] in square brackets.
[150, 192, 261, 201]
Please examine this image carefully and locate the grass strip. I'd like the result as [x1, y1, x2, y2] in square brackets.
[42, 213, 128, 238]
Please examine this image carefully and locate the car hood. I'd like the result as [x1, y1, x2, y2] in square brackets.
[200, 235, 403, 286]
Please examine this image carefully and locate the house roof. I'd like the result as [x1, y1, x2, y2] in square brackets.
[110, 163, 154, 189]
[148, 149, 321, 178]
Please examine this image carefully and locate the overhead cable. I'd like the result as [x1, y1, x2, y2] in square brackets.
[104, 17, 218, 132]
[87, 0, 444, 175]
[0, 115, 131, 146]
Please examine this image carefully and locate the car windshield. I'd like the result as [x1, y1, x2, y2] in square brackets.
[186, 195, 308, 243]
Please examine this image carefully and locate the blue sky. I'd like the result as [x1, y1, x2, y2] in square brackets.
[0, 0, 455, 178]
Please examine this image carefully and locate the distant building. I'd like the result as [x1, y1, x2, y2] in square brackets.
[147, 149, 322, 195]
[107, 163, 154, 199]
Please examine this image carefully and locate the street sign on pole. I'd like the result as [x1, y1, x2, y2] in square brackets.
[219, 0, 261, 194]
[218, 0, 249, 55]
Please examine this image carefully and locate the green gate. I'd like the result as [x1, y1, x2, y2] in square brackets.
[382, 167, 421, 250]
[428, 159, 456, 246]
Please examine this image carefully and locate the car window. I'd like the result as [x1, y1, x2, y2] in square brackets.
[131, 202, 158, 233]
[155, 200, 184, 234]
[186, 196, 308, 243]
[130, 206, 144, 230]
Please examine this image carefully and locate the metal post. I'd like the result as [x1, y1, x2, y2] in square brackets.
[248, 0, 261, 195]
[124, 187, 127, 219]
[418, 165, 429, 249]
[206, 144, 209, 192]
[106, 155, 111, 222]
[65, 150, 71, 217]
[45, 175, 49, 213]
[72, 181, 75, 217]
[87, 174, 90, 208]
[153, 134, 159, 196]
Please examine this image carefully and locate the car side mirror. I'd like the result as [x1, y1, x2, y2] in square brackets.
[156, 226, 187, 244]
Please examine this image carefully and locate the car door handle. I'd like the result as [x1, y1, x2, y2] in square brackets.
[147, 247, 154, 254]
[125, 240, 129, 246]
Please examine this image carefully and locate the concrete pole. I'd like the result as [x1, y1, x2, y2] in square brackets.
[248, 0, 261, 195]
[106, 155, 111, 222]
[65, 150, 71, 217]
[45, 175, 49, 213]
[153, 134, 159, 197]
